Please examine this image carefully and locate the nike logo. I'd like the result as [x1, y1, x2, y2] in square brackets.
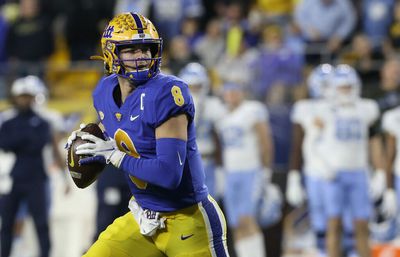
[69, 148, 75, 167]
[130, 115, 140, 121]
[180, 234, 194, 240]
[177, 151, 183, 166]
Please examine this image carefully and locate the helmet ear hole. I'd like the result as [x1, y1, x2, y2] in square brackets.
[149, 43, 159, 57]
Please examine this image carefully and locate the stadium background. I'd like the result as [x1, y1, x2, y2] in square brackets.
[0, 0, 400, 256]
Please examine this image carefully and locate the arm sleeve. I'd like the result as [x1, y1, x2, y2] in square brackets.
[382, 111, 396, 135]
[367, 101, 380, 126]
[248, 102, 268, 125]
[119, 138, 187, 190]
[291, 101, 308, 126]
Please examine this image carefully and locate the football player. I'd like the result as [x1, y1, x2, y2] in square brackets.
[316, 65, 388, 257]
[381, 106, 400, 215]
[215, 81, 273, 257]
[66, 13, 229, 257]
[0, 77, 53, 257]
[286, 63, 334, 256]
[178, 62, 226, 199]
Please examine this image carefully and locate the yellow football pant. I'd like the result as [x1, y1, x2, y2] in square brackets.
[83, 195, 229, 257]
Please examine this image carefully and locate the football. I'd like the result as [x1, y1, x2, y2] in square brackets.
[67, 123, 106, 188]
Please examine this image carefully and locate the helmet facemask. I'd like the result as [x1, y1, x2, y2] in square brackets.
[334, 84, 359, 105]
[114, 40, 162, 85]
[332, 64, 361, 105]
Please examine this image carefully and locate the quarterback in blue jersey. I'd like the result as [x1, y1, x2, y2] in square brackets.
[67, 12, 229, 257]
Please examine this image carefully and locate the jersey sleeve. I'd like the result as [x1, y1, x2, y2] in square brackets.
[364, 100, 380, 125]
[152, 81, 195, 127]
[208, 97, 227, 123]
[291, 100, 307, 125]
[382, 110, 397, 135]
[247, 101, 268, 125]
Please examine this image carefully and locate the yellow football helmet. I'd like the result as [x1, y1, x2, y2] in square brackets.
[99, 12, 162, 84]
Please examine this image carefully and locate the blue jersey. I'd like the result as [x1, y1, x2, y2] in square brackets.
[0, 109, 51, 182]
[92, 73, 208, 211]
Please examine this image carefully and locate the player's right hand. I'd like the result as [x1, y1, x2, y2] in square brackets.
[286, 170, 305, 207]
[381, 188, 397, 218]
[369, 169, 387, 201]
[64, 123, 87, 149]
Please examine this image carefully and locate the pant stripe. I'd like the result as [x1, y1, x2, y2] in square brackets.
[198, 195, 229, 257]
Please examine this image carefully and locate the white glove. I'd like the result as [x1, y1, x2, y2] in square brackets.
[261, 167, 272, 182]
[65, 123, 87, 149]
[75, 134, 126, 168]
[381, 189, 397, 219]
[286, 170, 305, 207]
[370, 169, 387, 201]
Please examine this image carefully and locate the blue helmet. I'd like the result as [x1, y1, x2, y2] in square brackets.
[332, 64, 361, 104]
[307, 64, 334, 99]
[257, 183, 283, 228]
[179, 62, 210, 92]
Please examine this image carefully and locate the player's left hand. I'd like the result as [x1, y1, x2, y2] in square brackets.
[286, 170, 305, 207]
[65, 123, 87, 149]
[76, 135, 125, 168]
[381, 189, 397, 218]
[370, 169, 387, 201]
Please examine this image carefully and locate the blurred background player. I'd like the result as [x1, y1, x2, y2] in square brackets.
[381, 104, 400, 222]
[6, 76, 69, 257]
[286, 63, 334, 256]
[178, 62, 226, 199]
[93, 165, 131, 240]
[0, 77, 54, 257]
[216, 81, 273, 257]
[316, 64, 390, 257]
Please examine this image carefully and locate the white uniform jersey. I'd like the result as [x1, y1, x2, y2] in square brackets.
[382, 107, 400, 176]
[291, 99, 330, 177]
[216, 100, 268, 172]
[193, 95, 227, 157]
[318, 99, 379, 171]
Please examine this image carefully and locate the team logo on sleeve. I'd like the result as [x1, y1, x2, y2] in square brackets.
[98, 111, 105, 120]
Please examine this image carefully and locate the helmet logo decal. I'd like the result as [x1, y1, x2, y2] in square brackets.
[106, 42, 113, 50]
[99, 111, 105, 120]
[103, 26, 114, 38]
